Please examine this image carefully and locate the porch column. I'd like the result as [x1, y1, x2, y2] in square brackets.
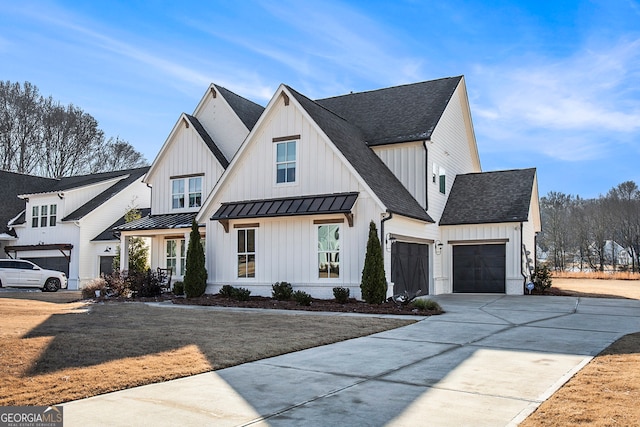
[120, 234, 129, 272]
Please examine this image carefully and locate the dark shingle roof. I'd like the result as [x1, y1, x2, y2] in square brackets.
[113, 212, 198, 231]
[62, 167, 150, 221]
[439, 168, 536, 225]
[286, 86, 434, 223]
[0, 171, 58, 236]
[216, 85, 265, 131]
[92, 208, 151, 241]
[185, 114, 229, 169]
[212, 193, 358, 220]
[316, 76, 462, 146]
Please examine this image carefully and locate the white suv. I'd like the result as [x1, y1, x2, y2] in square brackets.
[0, 259, 68, 292]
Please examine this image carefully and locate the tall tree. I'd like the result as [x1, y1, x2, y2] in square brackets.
[0, 81, 148, 178]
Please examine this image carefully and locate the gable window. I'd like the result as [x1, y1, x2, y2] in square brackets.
[237, 228, 256, 278]
[171, 176, 202, 209]
[318, 224, 340, 278]
[275, 141, 296, 184]
[32, 204, 57, 228]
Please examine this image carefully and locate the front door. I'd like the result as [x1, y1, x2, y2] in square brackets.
[391, 242, 429, 296]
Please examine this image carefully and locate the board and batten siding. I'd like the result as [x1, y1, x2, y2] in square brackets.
[428, 84, 481, 222]
[441, 223, 524, 295]
[203, 92, 387, 298]
[372, 141, 427, 210]
[147, 122, 226, 215]
[193, 89, 251, 162]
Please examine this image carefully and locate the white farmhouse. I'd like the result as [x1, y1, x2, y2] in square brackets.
[119, 76, 540, 298]
[2, 168, 149, 289]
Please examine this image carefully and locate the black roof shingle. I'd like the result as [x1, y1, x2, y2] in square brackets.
[185, 115, 229, 169]
[439, 168, 537, 225]
[316, 77, 462, 146]
[0, 171, 58, 236]
[215, 85, 265, 131]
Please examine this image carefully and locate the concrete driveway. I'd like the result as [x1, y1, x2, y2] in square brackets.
[63, 295, 640, 426]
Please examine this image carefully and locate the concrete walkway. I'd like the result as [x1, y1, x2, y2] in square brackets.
[63, 295, 640, 426]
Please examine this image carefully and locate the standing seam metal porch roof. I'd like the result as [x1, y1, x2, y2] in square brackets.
[113, 213, 198, 231]
[211, 193, 359, 220]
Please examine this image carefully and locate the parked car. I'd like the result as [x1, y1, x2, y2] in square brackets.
[0, 259, 68, 292]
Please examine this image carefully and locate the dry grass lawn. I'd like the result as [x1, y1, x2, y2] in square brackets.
[523, 278, 640, 426]
[0, 298, 413, 406]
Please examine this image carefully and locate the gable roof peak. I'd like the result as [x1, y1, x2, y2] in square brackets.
[315, 76, 464, 146]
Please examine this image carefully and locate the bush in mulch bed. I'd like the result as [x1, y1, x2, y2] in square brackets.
[171, 293, 444, 316]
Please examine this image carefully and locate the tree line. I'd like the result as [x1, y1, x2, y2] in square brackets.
[539, 181, 640, 273]
[0, 81, 147, 178]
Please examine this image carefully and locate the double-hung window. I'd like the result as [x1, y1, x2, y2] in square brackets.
[237, 228, 256, 278]
[32, 204, 57, 228]
[171, 176, 202, 209]
[318, 224, 340, 278]
[275, 141, 296, 184]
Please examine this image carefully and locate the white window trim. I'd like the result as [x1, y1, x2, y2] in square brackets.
[316, 223, 342, 281]
[236, 228, 257, 280]
[273, 140, 298, 186]
[166, 239, 186, 276]
[171, 176, 203, 211]
[31, 204, 57, 228]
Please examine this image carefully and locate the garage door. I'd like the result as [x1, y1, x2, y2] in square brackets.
[391, 242, 429, 296]
[453, 244, 505, 293]
[23, 257, 69, 276]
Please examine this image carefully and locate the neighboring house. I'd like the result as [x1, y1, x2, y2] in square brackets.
[117, 75, 540, 298]
[590, 240, 633, 269]
[2, 167, 150, 289]
[114, 84, 264, 278]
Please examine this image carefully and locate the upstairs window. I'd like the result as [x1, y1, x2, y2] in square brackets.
[275, 141, 296, 184]
[171, 176, 202, 209]
[32, 204, 57, 228]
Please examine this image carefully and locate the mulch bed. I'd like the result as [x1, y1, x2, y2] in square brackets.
[96, 293, 442, 316]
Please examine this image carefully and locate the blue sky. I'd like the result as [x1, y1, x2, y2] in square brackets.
[1, 0, 639, 199]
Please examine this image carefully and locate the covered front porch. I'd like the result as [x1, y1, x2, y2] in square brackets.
[114, 213, 205, 282]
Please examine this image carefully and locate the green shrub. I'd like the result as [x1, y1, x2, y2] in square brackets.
[233, 287, 251, 301]
[184, 220, 207, 298]
[360, 221, 387, 304]
[411, 298, 442, 312]
[173, 281, 184, 296]
[219, 284, 236, 298]
[333, 286, 350, 303]
[82, 278, 106, 299]
[292, 290, 312, 306]
[272, 282, 294, 301]
[532, 264, 553, 292]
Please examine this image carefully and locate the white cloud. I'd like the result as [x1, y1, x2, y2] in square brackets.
[471, 37, 640, 161]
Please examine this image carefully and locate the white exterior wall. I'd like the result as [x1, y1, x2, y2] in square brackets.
[193, 88, 251, 162]
[147, 122, 226, 215]
[373, 141, 427, 209]
[202, 93, 388, 298]
[441, 223, 524, 295]
[59, 178, 123, 216]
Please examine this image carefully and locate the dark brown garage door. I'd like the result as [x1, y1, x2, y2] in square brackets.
[391, 242, 429, 296]
[453, 244, 505, 293]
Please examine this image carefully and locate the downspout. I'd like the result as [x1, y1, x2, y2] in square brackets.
[423, 141, 429, 211]
[520, 222, 527, 286]
[380, 211, 393, 252]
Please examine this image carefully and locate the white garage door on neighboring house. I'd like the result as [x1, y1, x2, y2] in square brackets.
[453, 244, 505, 293]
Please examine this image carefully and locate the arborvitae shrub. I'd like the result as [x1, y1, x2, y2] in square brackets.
[360, 221, 387, 304]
